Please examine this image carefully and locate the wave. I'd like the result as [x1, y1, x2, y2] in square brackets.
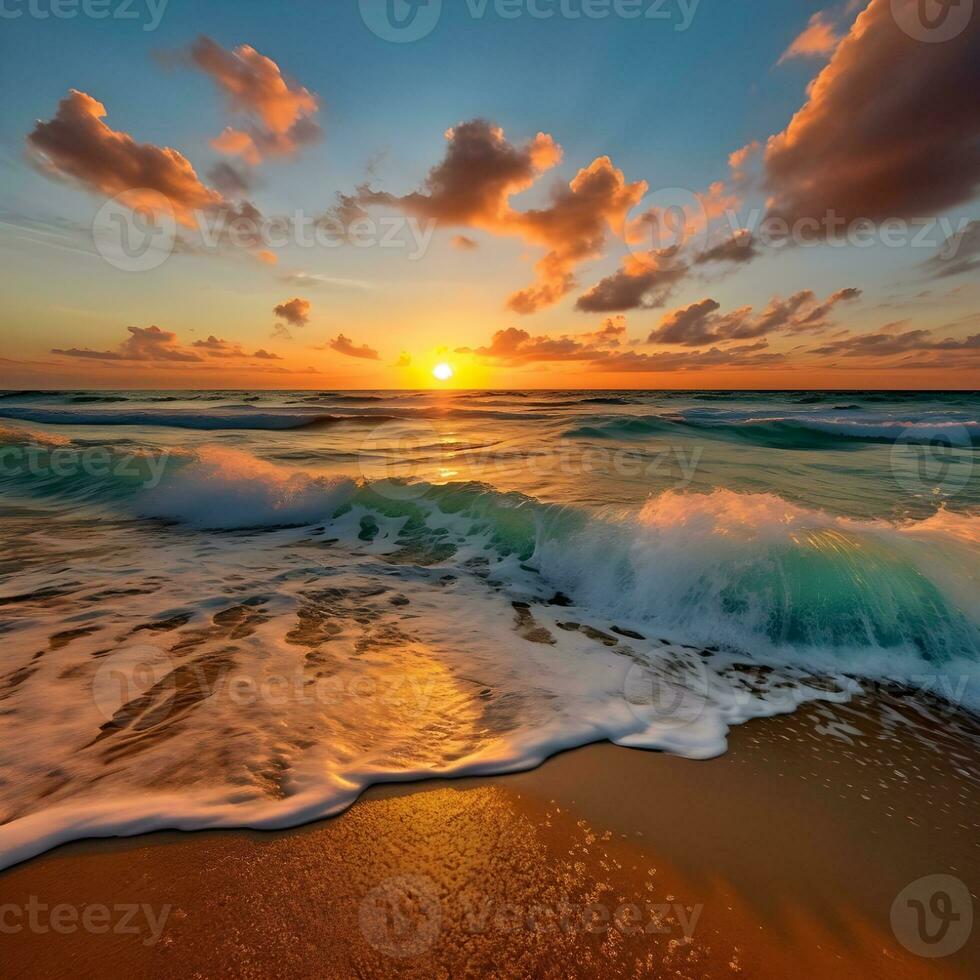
[565, 412, 980, 448]
[132, 451, 980, 672]
[139, 447, 355, 529]
[0, 443, 977, 870]
[0, 405, 343, 431]
[3, 431, 977, 677]
[0, 403, 543, 431]
[534, 489, 979, 671]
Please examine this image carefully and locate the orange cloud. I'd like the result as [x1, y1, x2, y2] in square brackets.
[273, 297, 311, 327]
[328, 334, 381, 360]
[765, 0, 980, 227]
[575, 251, 687, 313]
[354, 120, 560, 226]
[647, 288, 862, 346]
[458, 324, 783, 373]
[192, 335, 283, 359]
[778, 12, 840, 63]
[26, 90, 222, 224]
[505, 156, 647, 313]
[346, 120, 647, 313]
[184, 36, 321, 162]
[52, 325, 202, 363]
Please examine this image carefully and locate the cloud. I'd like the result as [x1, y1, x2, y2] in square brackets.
[273, 297, 311, 327]
[647, 299, 725, 346]
[50, 326, 295, 370]
[26, 90, 223, 224]
[207, 160, 253, 197]
[729, 141, 761, 184]
[451, 234, 478, 250]
[52, 325, 203, 363]
[810, 327, 980, 358]
[596, 342, 785, 373]
[581, 316, 628, 347]
[459, 322, 784, 372]
[923, 220, 980, 280]
[504, 156, 647, 313]
[778, 12, 840, 63]
[574, 251, 687, 313]
[574, 186, 754, 314]
[255, 249, 278, 266]
[328, 334, 381, 360]
[459, 327, 599, 364]
[764, 0, 980, 228]
[394, 352, 412, 368]
[191, 335, 283, 359]
[352, 119, 561, 226]
[343, 120, 647, 313]
[647, 288, 861, 346]
[695, 230, 759, 265]
[181, 36, 321, 162]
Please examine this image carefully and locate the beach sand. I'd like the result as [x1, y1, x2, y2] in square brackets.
[2, 693, 978, 978]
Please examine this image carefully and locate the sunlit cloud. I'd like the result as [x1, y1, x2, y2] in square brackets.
[327, 334, 381, 361]
[778, 11, 841, 64]
[27, 90, 223, 225]
[178, 36, 321, 163]
[765, 0, 980, 227]
[273, 297, 311, 327]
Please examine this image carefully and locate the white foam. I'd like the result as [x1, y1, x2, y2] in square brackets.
[138, 447, 355, 528]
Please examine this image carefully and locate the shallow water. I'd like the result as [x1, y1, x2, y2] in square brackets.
[0, 389, 977, 867]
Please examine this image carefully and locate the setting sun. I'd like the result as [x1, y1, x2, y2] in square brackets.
[432, 362, 454, 382]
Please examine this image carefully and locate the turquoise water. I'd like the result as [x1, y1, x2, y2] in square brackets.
[0, 389, 976, 866]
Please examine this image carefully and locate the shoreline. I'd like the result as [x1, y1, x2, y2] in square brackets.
[2, 693, 977, 978]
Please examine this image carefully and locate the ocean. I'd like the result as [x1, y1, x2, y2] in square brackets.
[0, 388, 977, 868]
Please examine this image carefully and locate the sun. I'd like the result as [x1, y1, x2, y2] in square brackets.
[432, 362, 454, 382]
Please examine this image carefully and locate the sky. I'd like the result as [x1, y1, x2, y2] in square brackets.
[0, 0, 978, 389]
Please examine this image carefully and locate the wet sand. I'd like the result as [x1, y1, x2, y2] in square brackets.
[1, 693, 978, 978]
